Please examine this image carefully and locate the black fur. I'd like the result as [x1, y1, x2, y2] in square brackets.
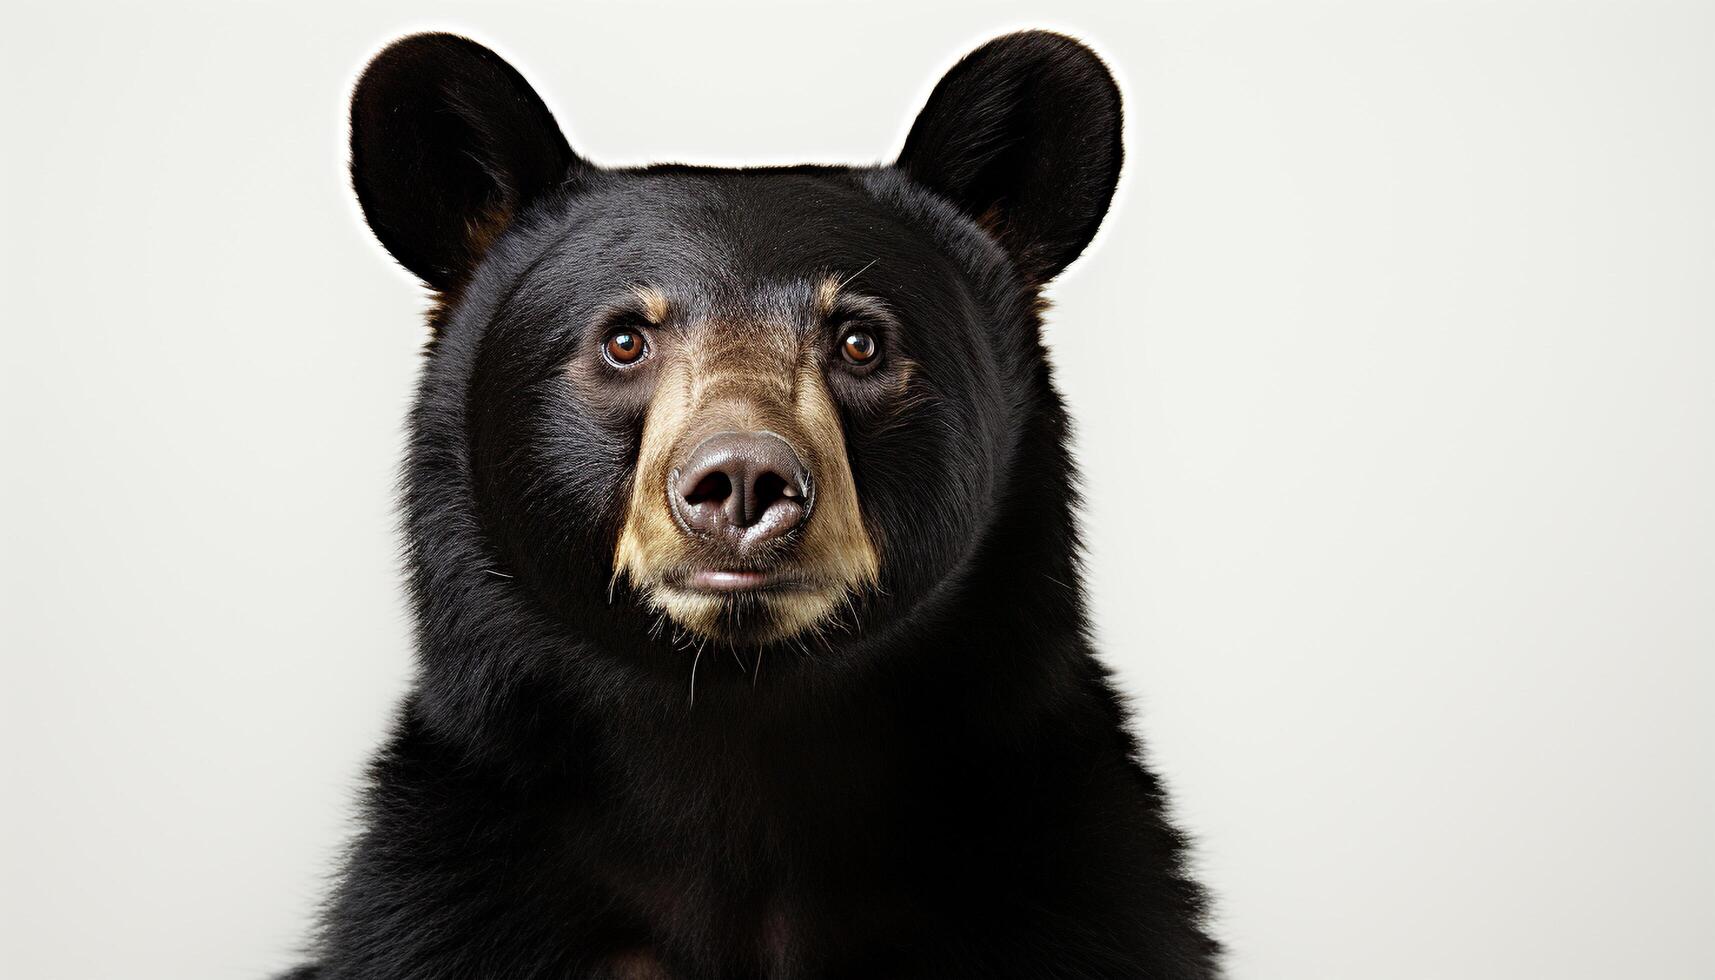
[290, 30, 1218, 978]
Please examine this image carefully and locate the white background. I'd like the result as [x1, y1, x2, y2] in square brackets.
[4, 2, 1711, 978]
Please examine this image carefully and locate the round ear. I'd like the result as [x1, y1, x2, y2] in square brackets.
[897, 31, 1123, 284]
[350, 33, 582, 292]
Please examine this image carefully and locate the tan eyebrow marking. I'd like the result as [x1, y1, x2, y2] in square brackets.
[815, 276, 842, 320]
[632, 284, 670, 325]
[815, 261, 878, 320]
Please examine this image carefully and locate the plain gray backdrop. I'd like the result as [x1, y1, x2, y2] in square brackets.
[4, 2, 1711, 978]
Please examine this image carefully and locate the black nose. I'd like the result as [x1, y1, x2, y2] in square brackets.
[672, 431, 812, 546]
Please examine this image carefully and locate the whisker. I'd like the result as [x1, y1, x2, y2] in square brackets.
[837, 258, 878, 290]
[688, 641, 705, 710]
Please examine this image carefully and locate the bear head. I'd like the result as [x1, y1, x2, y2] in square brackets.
[348, 30, 1121, 721]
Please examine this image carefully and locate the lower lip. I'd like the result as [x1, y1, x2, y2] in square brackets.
[687, 569, 774, 592]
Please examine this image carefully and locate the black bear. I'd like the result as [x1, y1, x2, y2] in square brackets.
[288, 29, 1217, 979]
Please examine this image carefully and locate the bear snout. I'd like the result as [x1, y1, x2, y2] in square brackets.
[669, 430, 814, 550]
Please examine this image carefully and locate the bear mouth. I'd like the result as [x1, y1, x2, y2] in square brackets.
[666, 566, 818, 596]
[629, 563, 854, 644]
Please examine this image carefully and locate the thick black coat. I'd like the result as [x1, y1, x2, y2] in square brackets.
[289, 30, 1218, 979]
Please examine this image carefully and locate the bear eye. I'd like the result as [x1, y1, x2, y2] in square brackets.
[840, 329, 880, 366]
[603, 328, 648, 366]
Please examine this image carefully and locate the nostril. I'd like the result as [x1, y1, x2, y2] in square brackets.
[684, 471, 731, 507]
[753, 471, 788, 511]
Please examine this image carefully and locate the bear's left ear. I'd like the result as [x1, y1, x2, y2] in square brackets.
[350, 33, 583, 293]
[897, 31, 1122, 284]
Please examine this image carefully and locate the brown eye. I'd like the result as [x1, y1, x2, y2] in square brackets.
[841, 329, 879, 366]
[603, 329, 646, 366]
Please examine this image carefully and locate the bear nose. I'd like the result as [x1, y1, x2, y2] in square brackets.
[672, 431, 812, 545]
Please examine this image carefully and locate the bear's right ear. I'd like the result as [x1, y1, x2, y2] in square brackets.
[350, 34, 581, 292]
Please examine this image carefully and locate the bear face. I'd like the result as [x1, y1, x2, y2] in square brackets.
[461, 172, 1009, 647]
[350, 29, 1121, 662]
